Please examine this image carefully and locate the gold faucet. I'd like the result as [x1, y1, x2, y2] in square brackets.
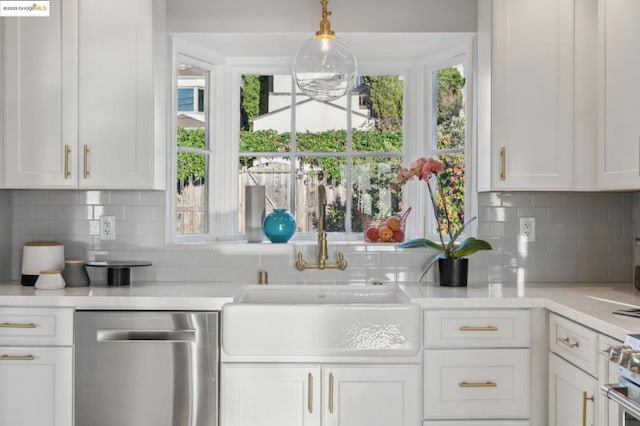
[296, 185, 348, 271]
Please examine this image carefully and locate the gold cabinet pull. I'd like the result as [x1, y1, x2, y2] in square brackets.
[557, 336, 579, 349]
[459, 325, 498, 332]
[308, 373, 313, 414]
[0, 354, 35, 361]
[582, 391, 594, 426]
[83, 145, 90, 178]
[459, 381, 497, 388]
[500, 147, 506, 180]
[0, 322, 36, 329]
[328, 372, 334, 414]
[64, 145, 71, 179]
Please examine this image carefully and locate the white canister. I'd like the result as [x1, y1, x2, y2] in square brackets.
[21, 241, 65, 286]
[35, 269, 66, 290]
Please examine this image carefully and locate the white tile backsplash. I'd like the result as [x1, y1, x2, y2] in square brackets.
[4, 189, 638, 284]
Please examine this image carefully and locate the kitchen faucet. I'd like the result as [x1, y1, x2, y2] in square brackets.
[295, 184, 348, 271]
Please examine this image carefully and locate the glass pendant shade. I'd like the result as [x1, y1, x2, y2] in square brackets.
[293, 36, 357, 102]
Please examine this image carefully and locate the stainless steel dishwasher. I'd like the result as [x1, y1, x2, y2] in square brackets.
[75, 311, 219, 426]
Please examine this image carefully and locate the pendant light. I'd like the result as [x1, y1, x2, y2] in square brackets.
[292, 0, 357, 102]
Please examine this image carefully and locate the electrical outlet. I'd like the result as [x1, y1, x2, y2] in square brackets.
[99, 216, 116, 240]
[519, 217, 535, 242]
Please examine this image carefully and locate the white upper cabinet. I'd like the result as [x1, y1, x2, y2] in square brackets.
[597, 0, 640, 189]
[2, 0, 167, 189]
[477, 0, 598, 191]
[3, 0, 78, 188]
[78, 0, 166, 189]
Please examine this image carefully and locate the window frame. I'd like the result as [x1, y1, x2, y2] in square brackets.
[168, 40, 225, 244]
[410, 42, 477, 242]
[167, 39, 476, 244]
[230, 58, 416, 241]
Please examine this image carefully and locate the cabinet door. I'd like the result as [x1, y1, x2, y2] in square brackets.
[549, 353, 598, 426]
[597, 0, 640, 189]
[0, 347, 73, 426]
[490, 0, 575, 190]
[323, 365, 419, 426]
[3, 0, 78, 188]
[78, 0, 165, 189]
[221, 364, 321, 426]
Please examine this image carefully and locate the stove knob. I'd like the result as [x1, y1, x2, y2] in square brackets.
[609, 345, 631, 363]
[630, 352, 640, 374]
[608, 345, 625, 362]
[618, 347, 633, 367]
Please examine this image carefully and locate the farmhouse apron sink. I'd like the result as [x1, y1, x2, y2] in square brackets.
[222, 284, 421, 356]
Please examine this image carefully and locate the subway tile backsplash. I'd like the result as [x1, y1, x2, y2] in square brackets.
[6, 189, 638, 284]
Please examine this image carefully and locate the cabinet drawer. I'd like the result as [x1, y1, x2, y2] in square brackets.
[549, 313, 597, 376]
[424, 422, 530, 426]
[423, 349, 530, 419]
[424, 309, 531, 348]
[0, 308, 73, 346]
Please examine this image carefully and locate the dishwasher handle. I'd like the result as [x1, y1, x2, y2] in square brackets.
[97, 329, 196, 343]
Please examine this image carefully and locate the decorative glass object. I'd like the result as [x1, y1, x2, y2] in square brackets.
[263, 209, 296, 243]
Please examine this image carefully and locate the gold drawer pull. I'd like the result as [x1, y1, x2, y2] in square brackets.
[0, 322, 36, 329]
[557, 336, 579, 349]
[459, 381, 497, 388]
[0, 354, 35, 361]
[83, 145, 90, 178]
[459, 325, 498, 332]
[64, 144, 71, 179]
[582, 391, 594, 426]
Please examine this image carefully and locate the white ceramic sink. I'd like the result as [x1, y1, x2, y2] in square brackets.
[222, 284, 421, 356]
[235, 284, 411, 304]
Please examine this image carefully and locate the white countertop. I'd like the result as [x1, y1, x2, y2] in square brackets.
[1, 280, 640, 341]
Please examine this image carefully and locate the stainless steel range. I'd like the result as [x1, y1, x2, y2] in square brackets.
[602, 334, 640, 424]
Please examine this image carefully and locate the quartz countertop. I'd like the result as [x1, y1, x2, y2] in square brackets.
[1, 280, 640, 341]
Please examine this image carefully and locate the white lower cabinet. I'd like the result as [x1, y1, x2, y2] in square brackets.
[0, 307, 74, 426]
[548, 313, 608, 426]
[0, 347, 73, 426]
[422, 309, 532, 423]
[221, 363, 419, 426]
[549, 353, 598, 426]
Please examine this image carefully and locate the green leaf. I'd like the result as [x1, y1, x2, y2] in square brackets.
[450, 216, 477, 244]
[398, 238, 445, 252]
[452, 237, 492, 258]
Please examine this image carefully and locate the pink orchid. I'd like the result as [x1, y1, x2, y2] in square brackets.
[419, 157, 444, 180]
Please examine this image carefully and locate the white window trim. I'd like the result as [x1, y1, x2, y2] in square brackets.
[166, 37, 477, 245]
[167, 38, 224, 244]
[406, 38, 477, 241]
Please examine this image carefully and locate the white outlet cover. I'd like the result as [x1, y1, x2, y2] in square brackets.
[99, 216, 116, 240]
[519, 217, 535, 242]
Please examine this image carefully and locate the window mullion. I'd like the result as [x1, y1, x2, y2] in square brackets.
[345, 91, 353, 234]
[290, 75, 297, 214]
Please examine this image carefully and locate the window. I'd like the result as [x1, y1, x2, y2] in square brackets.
[169, 37, 474, 243]
[432, 64, 466, 235]
[174, 59, 211, 237]
[420, 53, 475, 241]
[237, 73, 404, 238]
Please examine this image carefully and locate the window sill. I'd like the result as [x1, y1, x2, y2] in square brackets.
[167, 237, 406, 253]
